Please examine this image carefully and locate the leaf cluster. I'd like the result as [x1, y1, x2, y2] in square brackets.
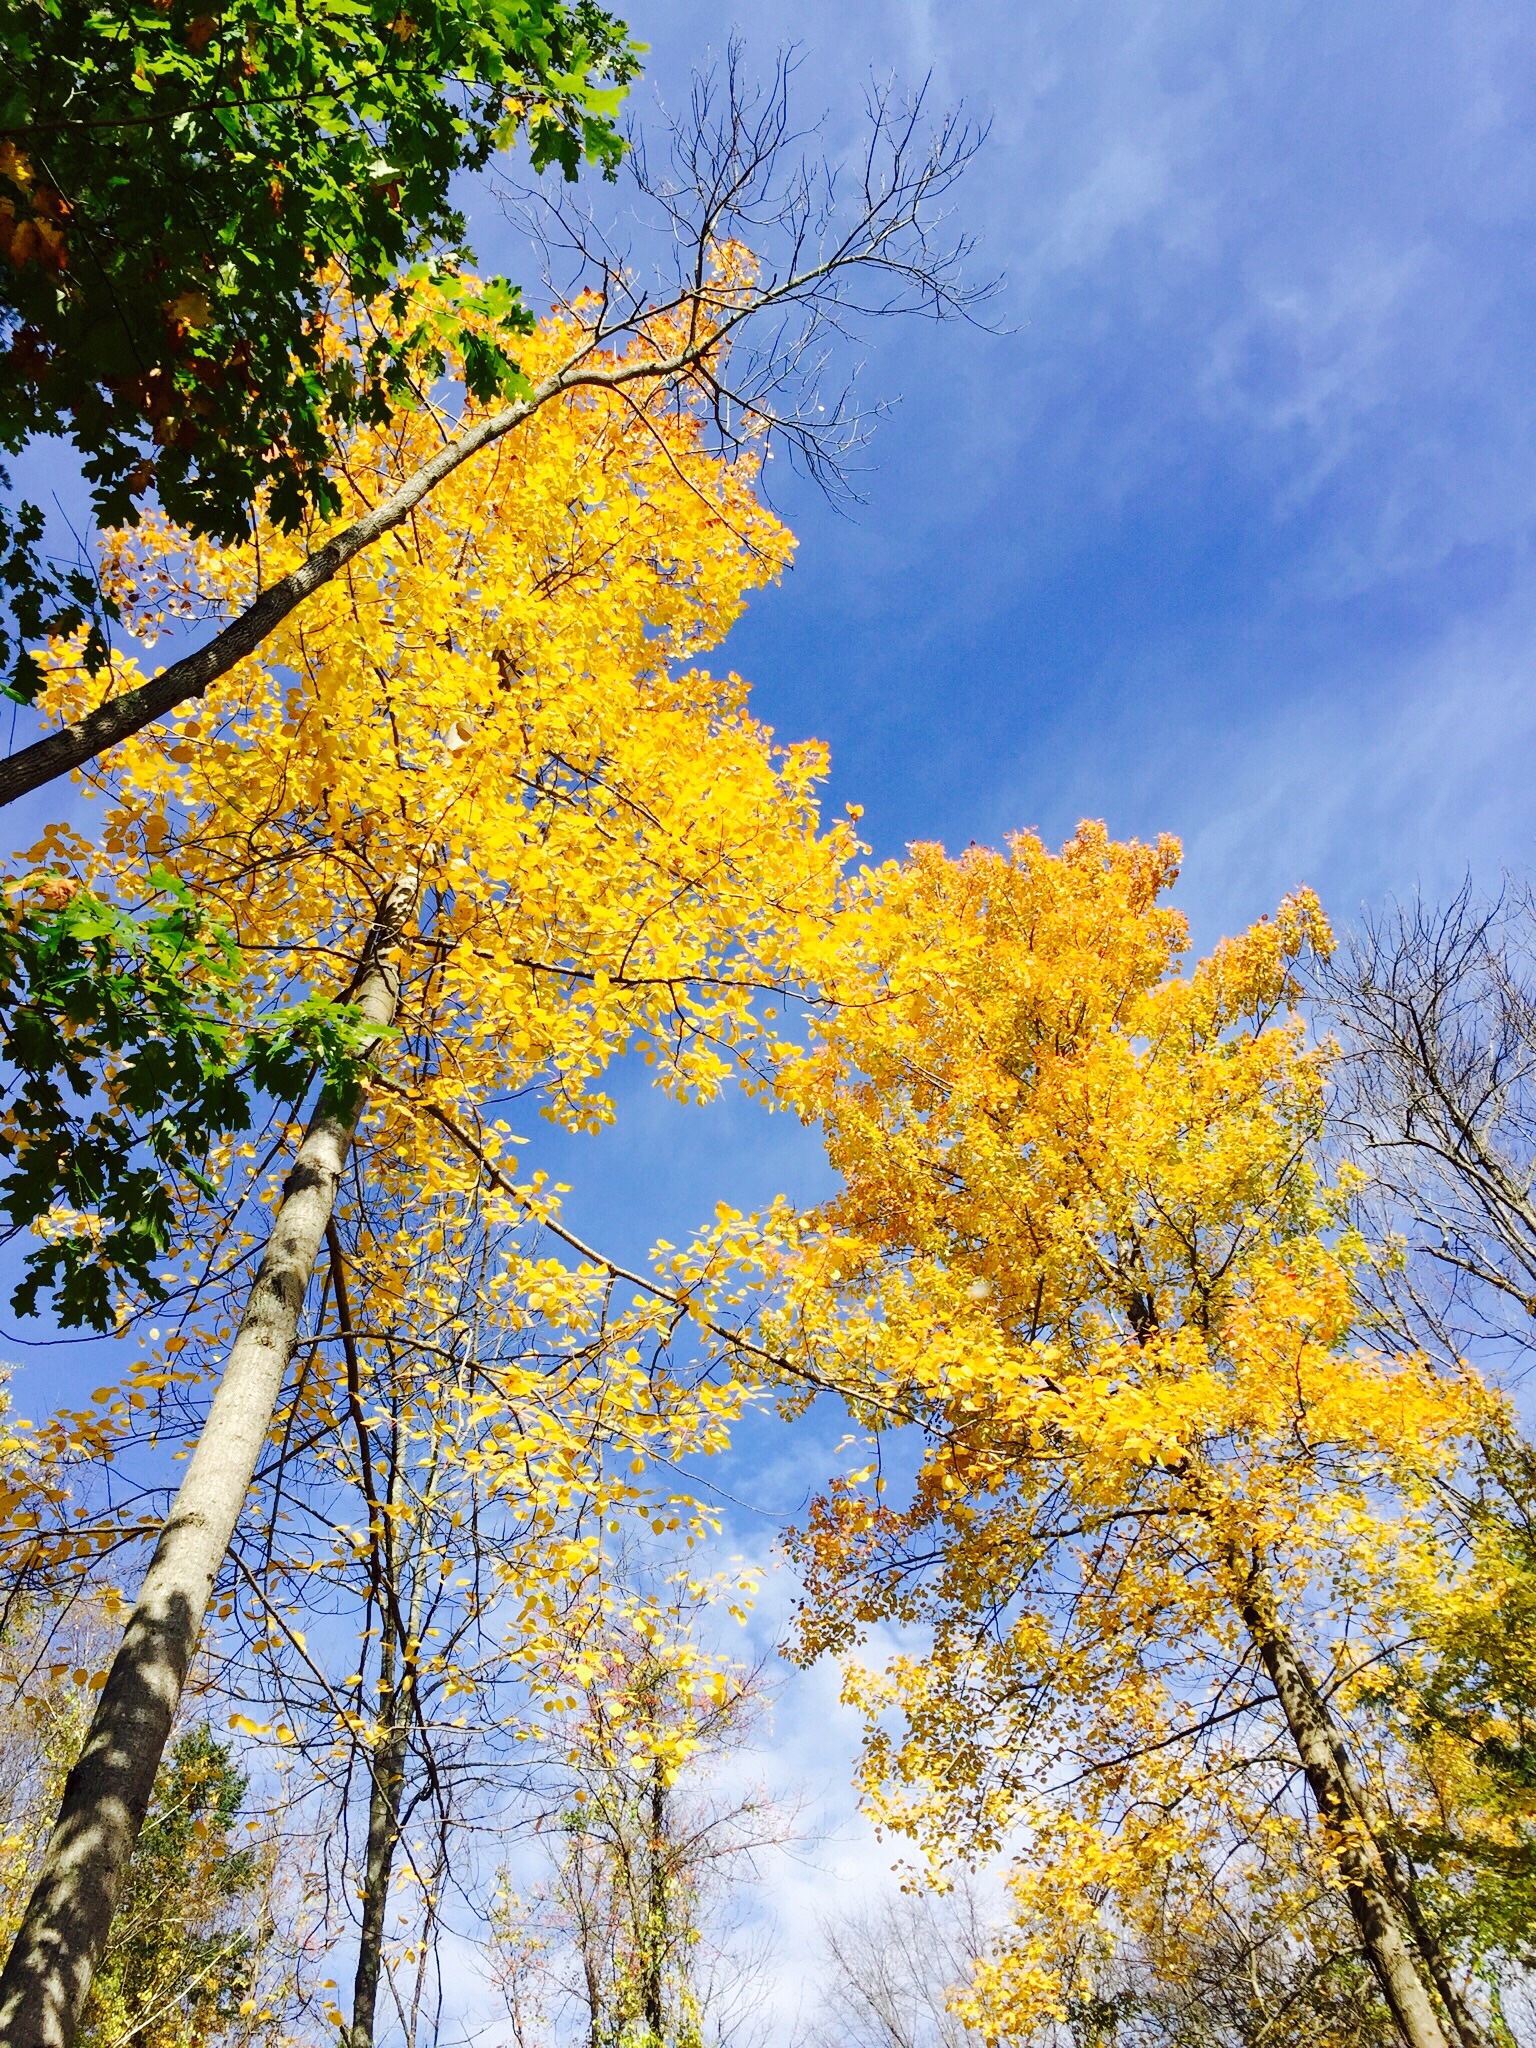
[80, 1724, 273, 2048]
[0, 865, 384, 1327]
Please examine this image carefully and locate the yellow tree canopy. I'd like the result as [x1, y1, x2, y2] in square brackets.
[17, 283, 859, 1399]
[776, 822, 1500, 2037]
[41, 288, 855, 1142]
[6, 288, 852, 1822]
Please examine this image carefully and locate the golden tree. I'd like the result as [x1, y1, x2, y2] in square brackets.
[776, 823, 1499, 2048]
[492, 1602, 788, 2048]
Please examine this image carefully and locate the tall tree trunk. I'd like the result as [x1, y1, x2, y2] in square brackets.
[341, 1353, 427, 2048]
[343, 1599, 413, 2048]
[1259, 1568, 1494, 2048]
[572, 1834, 607, 2048]
[1231, 1552, 1453, 2048]
[641, 1767, 667, 2048]
[1390, 1873, 1494, 2048]
[0, 874, 417, 2048]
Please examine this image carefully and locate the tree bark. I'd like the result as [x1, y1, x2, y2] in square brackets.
[340, 1312, 423, 2048]
[0, 874, 416, 2048]
[1259, 1573, 1494, 2048]
[1232, 1554, 1453, 2048]
[641, 1767, 668, 2048]
[343, 1599, 413, 2048]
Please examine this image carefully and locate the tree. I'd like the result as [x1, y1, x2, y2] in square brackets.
[0, 301, 850, 2046]
[0, 0, 640, 697]
[808, 1882, 996, 2048]
[1047, 1859, 1394, 2048]
[0, 864, 371, 1329]
[1317, 887, 1536, 2008]
[807, 1854, 1394, 2048]
[0, 49, 984, 1353]
[219, 1186, 776, 2048]
[0, 49, 986, 806]
[492, 1623, 789, 2048]
[76, 1726, 277, 2048]
[774, 823, 1501, 2048]
[1318, 881, 1536, 1388]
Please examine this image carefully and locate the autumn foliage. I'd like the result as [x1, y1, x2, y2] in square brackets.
[778, 824, 1504, 2043]
[0, 268, 1530, 2048]
[0, 288, 855, 2046]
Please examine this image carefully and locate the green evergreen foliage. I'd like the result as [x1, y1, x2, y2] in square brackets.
[79, 1725, 275, 2048]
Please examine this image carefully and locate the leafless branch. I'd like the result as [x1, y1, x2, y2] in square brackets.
[1316, 879, 1536, 1381]
[502, 40, 996, 500]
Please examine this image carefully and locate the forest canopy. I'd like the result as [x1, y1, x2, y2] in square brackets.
[0, 16, 1531, 2048]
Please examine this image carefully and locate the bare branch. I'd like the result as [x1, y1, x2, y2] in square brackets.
[503, 40, 996, 499]
[1316, 879, 1536, 1379]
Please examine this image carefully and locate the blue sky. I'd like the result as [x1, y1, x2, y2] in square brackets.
[476, 0, 1536, 1286]
[487, 2, 1536, 2016]
[11, 4, 1533, 1001]
[15, 0, 1536, 1258]
[621, 0, 1536, 947]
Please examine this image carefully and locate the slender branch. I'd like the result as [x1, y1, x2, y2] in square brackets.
[372, 1078, 913, 1419]
[0, 346, 708, 809]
